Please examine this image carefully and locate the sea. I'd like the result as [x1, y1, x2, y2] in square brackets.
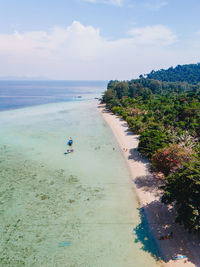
[0, 81, 160, 266]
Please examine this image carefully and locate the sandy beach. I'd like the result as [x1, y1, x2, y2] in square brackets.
[98, 104, 200, 267]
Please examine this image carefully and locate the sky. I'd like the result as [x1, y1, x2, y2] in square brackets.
[0, 0, 200, 80]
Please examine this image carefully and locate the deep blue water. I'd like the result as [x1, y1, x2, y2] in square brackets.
[0, 80, 107, 111]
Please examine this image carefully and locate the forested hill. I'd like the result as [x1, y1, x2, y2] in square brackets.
[145, 63, 200, 84]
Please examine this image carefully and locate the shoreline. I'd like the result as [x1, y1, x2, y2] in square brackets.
[98, 104, 198, 267]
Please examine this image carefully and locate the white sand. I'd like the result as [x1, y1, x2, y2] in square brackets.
[99, 104, 200, 267]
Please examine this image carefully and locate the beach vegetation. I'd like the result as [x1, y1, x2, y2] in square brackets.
[112, 106, 123, 115]
[152, 144, 195, 176]
[102, 62, 200, 231]
[138, 129, 168, 159]
[161, 160, 200, 232]
[102, 88, 119, 108]
[146, 63, 200, 84]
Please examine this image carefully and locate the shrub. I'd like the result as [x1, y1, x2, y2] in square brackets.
[111, 106, 122, 115]
[138, 129, 168, 159]
[161, 160, 200, 232]
[126, 116, 145, 134]
[122, 111, 128, 120]
[152, 144, 194, 176]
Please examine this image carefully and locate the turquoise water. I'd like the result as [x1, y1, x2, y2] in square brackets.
[0, 99, 160, 266]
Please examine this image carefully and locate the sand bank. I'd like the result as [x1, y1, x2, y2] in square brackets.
[98, 104, 200, 267]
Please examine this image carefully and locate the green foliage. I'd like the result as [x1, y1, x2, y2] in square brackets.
[102, 78, 200, 141]
[102, 88, 116, 103]
[102, 63, 200, 232]
[107, 80, 119, 89]
[138, 129, 168, 159]
[161, 161, 200, 232]
[111, 106, 122, 115]
[101, 89, 120, 109]
[126, 116, 145, 134]
[146, 63, 200, 84]
[114, 82, 129, 99]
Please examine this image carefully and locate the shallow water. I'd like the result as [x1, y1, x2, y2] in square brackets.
[0, 99, 160, 266]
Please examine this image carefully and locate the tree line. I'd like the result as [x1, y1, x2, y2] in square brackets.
[144, 63, 200, 84]
[102, 71, 200, 232]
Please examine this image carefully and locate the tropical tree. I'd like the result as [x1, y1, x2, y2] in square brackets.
[161, 161, 200, 232]
[152, 144, 194, 176]
[111, 82, 129, 99]
[138, 129, 168, 159]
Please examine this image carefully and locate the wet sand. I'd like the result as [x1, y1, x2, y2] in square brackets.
[99, 104, 200, 267]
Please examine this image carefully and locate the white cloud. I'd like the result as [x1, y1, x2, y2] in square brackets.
[80, 0, 124, 6]
[128, 25, 176, 45]
[144, 0, 168, 11]
[0, 21, 199, 80]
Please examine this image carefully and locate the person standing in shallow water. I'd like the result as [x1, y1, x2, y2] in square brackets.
[68, 137, 73, 151]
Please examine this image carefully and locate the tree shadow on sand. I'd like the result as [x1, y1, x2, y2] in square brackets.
[133, 208, 161, 261]
[134, 175, 164, 197]
[133, 170, 200, 265]
[133, 201, 200, 265]
[128, 148, 149, 164]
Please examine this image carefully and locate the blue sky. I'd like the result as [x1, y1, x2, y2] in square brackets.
[0, 0, 200, 80]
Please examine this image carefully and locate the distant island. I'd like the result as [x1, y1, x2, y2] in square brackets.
[102, 63, 200, 233]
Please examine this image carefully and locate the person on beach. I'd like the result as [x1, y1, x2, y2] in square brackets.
[68, 137, 73, 151]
